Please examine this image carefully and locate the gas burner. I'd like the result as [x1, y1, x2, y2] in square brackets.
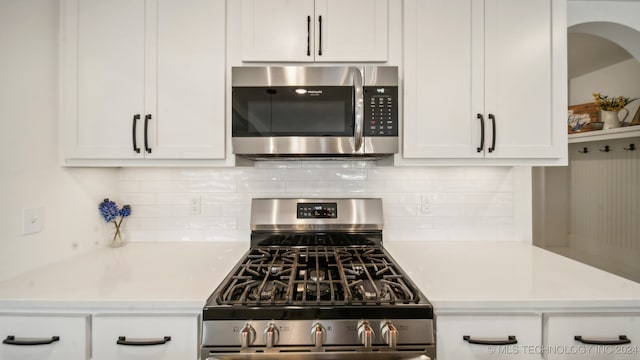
[308, 269, 326, 282]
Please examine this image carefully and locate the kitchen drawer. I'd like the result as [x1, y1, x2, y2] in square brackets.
[92, 313, 198, 360]
[544, 313, 640, 360]
[0, 313, 89, 360]
[437, 313, 542, 359]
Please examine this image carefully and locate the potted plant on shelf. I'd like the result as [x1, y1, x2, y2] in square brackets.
[593, 93, 639, 130]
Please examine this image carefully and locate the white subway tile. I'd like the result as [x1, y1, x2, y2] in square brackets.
[384, 180, 430, 193]
[335, 181, 385, 193]
[141, 181, 188, 193]
[129, 205, 173, 218]
[286, 181, 337, 193]
[119, 193, 156, 205]
[268, 169, 318, 181]
[238, 181, 286, 193]
[189, 180, 237, 193]
[368, 167, 415, 180]
[317, 169, 368, 181]
[118, 181, 142, 193]
[117, 166, 518, 243]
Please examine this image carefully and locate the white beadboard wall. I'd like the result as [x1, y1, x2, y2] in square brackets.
[568, 139, 640, 268]
[116, 163, 516, 243]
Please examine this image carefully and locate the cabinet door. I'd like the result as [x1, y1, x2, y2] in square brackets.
[92, 314, 198, 360]
[0, 314, 89, 360]
[483, 0, 560, 159]
[437, 314, 542, 359]
[148, 0, 226, 159]
[403, 0, 483, 158]
[241, 0, 315, 62]
[314, 0, 388, 62]
[545, 313, 640, 360]
[65, 0, 146, 159]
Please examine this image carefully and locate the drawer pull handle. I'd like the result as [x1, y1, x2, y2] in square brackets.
[3, 335, 60, 346]
[117, 336, 171, 346]
[574, 335, 631, 345]
[463, 335, 517, 345]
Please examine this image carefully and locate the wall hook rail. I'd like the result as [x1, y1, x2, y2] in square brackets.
[623, 144, 636, 151]
[578, 147, 589, 154]
[599, 145, 611, 152]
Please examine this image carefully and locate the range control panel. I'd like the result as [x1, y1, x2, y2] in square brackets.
[297, 203, 338, 219]
[364, 86, 398, 137]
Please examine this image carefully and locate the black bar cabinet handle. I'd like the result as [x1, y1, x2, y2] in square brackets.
[463, 335, 517, 346]
[488, 113, 496, 153]
[574, 335, 631, 346]
[3, 335, 60, 346]
[132, 114, 141, 153]
[117, 336, 171, 346]
[144, 114, 152, 154]
[318, 15, 323, 56]
[477, 113, 485, 153]
[306, 16, 311, 56]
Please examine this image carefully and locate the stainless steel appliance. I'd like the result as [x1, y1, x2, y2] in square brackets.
[201, 198, 435, 360]
[231, 66, 398, 159]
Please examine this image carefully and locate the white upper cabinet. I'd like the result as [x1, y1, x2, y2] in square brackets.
[69, 0, 146, 160]
[241, 0, 388, 62]
[61, 0, 226, 163]
[403, 0, 567, 164]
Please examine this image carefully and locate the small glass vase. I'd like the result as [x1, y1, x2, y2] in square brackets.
[109, 222, 127, 248]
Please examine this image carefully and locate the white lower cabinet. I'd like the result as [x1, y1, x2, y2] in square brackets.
[92, 313, 199, 360]
[544, 313, 640, 360]
[436, 313, 542, 359]
[0, 314, 89, 360]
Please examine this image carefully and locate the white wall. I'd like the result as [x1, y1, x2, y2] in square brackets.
[569, 58, 640, 121]
[0, 0, 118, 281]
[568, 0, 640, 121]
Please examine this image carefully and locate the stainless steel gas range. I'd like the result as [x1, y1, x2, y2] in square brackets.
[201, 198, 435, 360]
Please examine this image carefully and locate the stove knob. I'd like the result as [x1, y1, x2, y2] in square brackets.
[381, 322, 398, 348]
[264, 323, 279, 348]
[357, 322, 374, 349]
[311, 323, 326, 348]
[239, 324, 256, 349]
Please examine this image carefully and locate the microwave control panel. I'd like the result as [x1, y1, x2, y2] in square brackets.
[364, 86, 398, 137]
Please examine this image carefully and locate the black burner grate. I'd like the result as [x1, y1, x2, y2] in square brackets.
[216, 246, 420, 306]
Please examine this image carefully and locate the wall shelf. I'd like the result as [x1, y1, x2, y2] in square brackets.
[568, 125, 640, 144]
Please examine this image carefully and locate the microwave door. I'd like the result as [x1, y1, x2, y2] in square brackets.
[268, 86, 357, 155]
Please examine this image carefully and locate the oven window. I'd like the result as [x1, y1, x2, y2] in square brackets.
[232, 86, 354, 137]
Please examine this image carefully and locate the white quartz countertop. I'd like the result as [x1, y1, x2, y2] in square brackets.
[385, 241, 640, 310]
[1, 241, 639, 312]
[0, 242, 248, 311]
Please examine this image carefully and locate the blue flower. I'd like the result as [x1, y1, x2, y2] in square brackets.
[119, 205, 132, 217]
[98, 198, 120, 223]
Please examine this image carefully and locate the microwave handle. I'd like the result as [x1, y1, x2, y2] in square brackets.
[353, 68, 364, 152]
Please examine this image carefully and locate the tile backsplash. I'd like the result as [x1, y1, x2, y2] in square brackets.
[117, 162, 515, 243]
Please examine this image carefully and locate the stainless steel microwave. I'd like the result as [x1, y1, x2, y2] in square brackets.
[231, 66, 398, 159]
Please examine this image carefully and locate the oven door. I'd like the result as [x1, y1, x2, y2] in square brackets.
[231, 67, 365, 156]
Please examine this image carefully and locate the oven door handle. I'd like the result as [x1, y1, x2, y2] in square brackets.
[353, 67, 364, 152]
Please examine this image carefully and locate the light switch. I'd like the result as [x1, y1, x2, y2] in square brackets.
[22, 207, 44, 235]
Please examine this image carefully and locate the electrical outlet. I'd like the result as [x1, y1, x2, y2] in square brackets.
[22, 207, 44, 235]
[420, 196, 432, 215]
[189, 196, 201, 215]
